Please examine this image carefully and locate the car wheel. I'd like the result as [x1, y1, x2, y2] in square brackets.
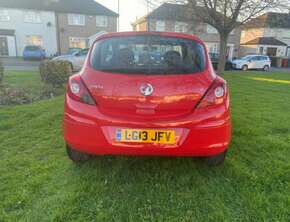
[242, 65, 248, 71]
[66, 145, 90, 162]
[263, 65, 270, 72]
[205, 150, 227, 166]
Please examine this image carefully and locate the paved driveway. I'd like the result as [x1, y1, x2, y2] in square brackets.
[270, 67, 290, 73]
[0, 57, 41, 71]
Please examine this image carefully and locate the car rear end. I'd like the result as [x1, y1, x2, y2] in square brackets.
[23, 46, 45, 60]
[63, 32, 231, 163]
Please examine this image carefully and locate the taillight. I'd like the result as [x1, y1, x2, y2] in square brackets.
[67, 74, 96, 105]
[197, 77, 228, 109]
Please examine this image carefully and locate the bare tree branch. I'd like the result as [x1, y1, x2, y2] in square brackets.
[148, 0, 289, 72]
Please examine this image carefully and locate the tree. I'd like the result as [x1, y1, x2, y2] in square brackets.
[149, 0, 285, 72]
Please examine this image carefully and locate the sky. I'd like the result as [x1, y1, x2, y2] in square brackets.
[96, 0, 149, 31]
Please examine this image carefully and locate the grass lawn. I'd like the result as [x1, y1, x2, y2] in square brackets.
[2, 70, 42, 100]
[0, 71, 289, 221]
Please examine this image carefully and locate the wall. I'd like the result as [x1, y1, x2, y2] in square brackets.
[240, 28, 264, 44]
[146, 19, 241, 58]
[263, 28, 290, 45]
[241, 27, 290, 46]
[57, 13, 117, 54]
[240, 44, 287, 57]
[0, 8, 58, 57]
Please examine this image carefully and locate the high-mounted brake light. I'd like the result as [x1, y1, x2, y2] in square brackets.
[67, 75, 96, 105]
[197, 77, 227, 109]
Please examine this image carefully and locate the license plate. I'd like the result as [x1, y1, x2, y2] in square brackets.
[115, 129, 176, 144]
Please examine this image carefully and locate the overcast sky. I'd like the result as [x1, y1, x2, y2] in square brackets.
[96, 0, 149, 31]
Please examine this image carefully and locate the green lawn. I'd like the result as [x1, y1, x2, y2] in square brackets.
[2, 71, 42, 100]
[0, 71, 289, 221]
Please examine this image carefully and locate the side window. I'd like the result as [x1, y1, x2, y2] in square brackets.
[258, 56, 264, 61]
[79, 49, 88, 56]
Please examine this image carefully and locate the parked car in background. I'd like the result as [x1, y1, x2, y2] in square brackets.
[232, 55, 271, 71]
[209, 53, 232, 71]
[63, 32, 232, 166]
[52, 48, 89, 71]
[23, 45, 46, 61]
[65, 48, 82, 55]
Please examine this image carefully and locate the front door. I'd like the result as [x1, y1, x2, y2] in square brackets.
[226, 45, 234, 60]
[248, 56, 260, 69]
[0, 37, 8, 56]
[267, 47, 277, 57]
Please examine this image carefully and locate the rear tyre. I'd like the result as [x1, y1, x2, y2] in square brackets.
[66, 145, 90, 162]
[242, 65, 248, 71]
[263, 65, 270, 72]
[205, 150, 227, 166]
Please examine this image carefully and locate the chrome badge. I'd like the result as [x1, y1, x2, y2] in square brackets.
[140, 83, 154, 96]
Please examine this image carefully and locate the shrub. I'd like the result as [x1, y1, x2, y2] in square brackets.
[0, 87, 31, 105]
[0, 60, 4, 84]
[39, 60, 72, 88]
[40, 84, 66, 99]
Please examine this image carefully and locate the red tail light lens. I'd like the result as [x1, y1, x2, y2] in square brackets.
[197, 77, 228, 109]
[67, 75, 96, 105]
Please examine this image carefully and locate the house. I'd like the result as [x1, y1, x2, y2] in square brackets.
[0, 1, 58, 57]
[132, 3, 241, 60]
[53, 0, 118, 54]
[0, 0, 118, 57]
[240, 12, 290, 57]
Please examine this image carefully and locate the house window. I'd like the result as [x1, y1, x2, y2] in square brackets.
[25, 35, 43, 46]
[96, 16, 108, 27]
[287, 47, 290, 58]
[207, 24, 218, 34]
[68, 14, 85, 26]
[24, 11, 41, 23]
[175, 22, 187, 33]
[259, 47, 264, 55]
[156, 20, 165, 32]
[69, 37, 87, 49]
[205, 42, 219, 54]
[0, 9, 10, 22]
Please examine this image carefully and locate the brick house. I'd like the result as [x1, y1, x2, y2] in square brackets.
[132, 3, 241, 60]
[0, 0, 118, 56]
[53, 0, 118, 54]
[240, 12, 290, 57]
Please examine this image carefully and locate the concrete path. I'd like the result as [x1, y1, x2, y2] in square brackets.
[0, 57, 41, 71]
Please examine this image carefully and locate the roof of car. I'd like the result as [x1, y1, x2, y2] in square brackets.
[0, 0, 118, 16]
[244, 55, 269, 57]
[93, 31, 205, 45]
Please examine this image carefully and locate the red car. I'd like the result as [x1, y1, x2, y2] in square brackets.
[63, 32, 231, 166]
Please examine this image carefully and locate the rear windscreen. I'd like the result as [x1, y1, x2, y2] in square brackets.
[25, 46, 40, 51]
[91, 36, 206, 75]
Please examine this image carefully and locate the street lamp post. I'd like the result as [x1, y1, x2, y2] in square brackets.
[118, 0, 120, 31]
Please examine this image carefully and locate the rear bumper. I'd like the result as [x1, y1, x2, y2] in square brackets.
[23, 53, 44, 59]
[63, 95, 231, 157]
